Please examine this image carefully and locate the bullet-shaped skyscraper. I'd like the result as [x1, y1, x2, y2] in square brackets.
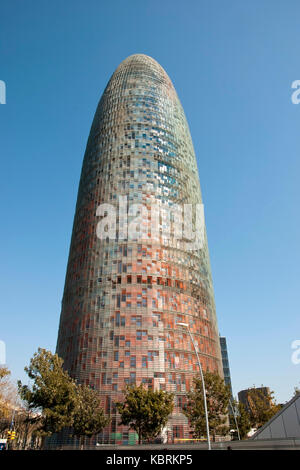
[56, 54, 223, 445]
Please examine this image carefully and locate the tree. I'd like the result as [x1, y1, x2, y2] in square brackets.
[116, 384, 174, 444]
[18, 348, 77, 447]
[247, 387, 281, 429]
[0, 366, 10, 385]
[0, 367, 12, 418]
[72, 384, 110, 449]
[184, 371, 231, 442]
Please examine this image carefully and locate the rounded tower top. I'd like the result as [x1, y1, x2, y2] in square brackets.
[106, 53, 175, 96]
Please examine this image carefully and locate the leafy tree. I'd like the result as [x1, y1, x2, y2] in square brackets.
[116, 384, 174, 444]
[0, 367, 12, 417]
[18, 348, 77, 447]
[0, 366, 10, 384]
[14, 406, 43, 449]
[247, 387, 281, 429]
[184, 371, 231, 442]
[72, 384, 110, 449]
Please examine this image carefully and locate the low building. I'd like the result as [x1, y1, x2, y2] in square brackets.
[238, 387, 271, 414]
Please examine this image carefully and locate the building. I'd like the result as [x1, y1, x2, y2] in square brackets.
[219, 337, 233, 398]
[55, 54, 223, 445]
[238, 387, 271, 414]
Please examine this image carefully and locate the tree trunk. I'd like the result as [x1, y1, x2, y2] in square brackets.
[40, 435, 46, 450]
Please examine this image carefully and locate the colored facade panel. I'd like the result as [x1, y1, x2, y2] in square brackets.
[56, 54, 223, 444]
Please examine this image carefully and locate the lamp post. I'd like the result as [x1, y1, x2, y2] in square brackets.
[177, 322, 211, 450]
[229, 400, 241, 441]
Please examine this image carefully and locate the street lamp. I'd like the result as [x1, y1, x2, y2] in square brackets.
[228, 400, 241, 441]
[177, 322, 211, 450]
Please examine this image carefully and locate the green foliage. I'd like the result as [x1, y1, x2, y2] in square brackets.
[17, 348, 110, 449]
[247, 387, 281, 428]
[116, 384, 174, 444]
[184, 371, 231, 441]
[17, 348, 77, 438]
[72, 384, 110, 446]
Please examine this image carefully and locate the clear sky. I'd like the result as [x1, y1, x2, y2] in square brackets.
[0, 0, 299, 404]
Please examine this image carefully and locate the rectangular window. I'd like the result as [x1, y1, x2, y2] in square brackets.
[130, 372, 136, 384]
[130, 356, 136, 367]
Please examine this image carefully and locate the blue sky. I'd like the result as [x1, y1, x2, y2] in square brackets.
[0, 0, 299, 404]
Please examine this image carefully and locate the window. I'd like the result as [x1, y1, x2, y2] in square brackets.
[130, 356, 136, 367]
[114, 351, 119, 361]
[130, 372, 136, 384]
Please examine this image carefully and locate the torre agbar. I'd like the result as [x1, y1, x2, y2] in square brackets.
[56, 54, 223, 445]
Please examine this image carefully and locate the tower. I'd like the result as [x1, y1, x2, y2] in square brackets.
[56, 54, 223, 445]
[220, 336, 233, 398]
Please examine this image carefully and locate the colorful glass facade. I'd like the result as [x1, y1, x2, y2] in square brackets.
[56, 54, 223, 445]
